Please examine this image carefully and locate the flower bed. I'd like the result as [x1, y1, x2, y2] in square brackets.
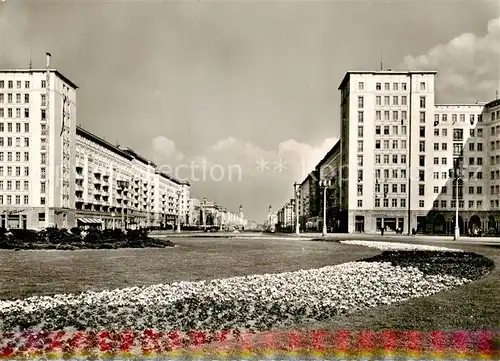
[339, 240, 464, 252]
[0, 241, 493, 333]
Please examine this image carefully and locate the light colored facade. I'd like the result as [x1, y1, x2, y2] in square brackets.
[0, 69, 77, 229]
[277, 199, 294, 229]
[189, 197, 201, 225]
[338, 70, 500, 234]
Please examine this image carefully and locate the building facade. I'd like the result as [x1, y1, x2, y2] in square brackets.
[338, 70, 500, 234]
[0, 68, 77, 229]
[0, 68, 191, 230]
[277, 199, 294, 231]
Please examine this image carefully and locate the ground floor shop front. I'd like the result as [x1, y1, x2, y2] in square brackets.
[347, 210, 500, 234]
[0, 207, 181, 230]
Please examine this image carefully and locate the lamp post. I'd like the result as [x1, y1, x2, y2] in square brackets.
[320, 179, 331, 236]
[176, 190, 181, 233]
[454, 160, 463, 240]
[202, 198, 207, 228]
[293, 182, 300, 235]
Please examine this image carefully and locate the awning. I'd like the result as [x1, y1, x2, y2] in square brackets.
[77, 218, 103, 224]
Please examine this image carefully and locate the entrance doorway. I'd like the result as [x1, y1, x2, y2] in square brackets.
[355, 216, 364, 232]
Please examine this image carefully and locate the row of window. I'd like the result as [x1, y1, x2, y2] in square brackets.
[0, 122, 30, 133]
[435, 113, 482, 124]
[0, 166, 30, 177]
[0, 137, 30, 147]
[371, 199, 489, 209]
[357, 81, 424, 92]
[0, 108, 31, 118]
[432, 200, 485, 209]
[358, 96, 427, 109]
[375, 95, 409, 107]
[374, 198, 407, 208]
[0, 80, 44, 89]
[0, 180, 29, 191]
[0, 151, 30, 162]
[0, 195, 30, 205]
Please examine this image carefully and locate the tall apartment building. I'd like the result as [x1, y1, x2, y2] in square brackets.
[0, 68, 77, 229]
[277, 199, 294, 230]
[338, 70, 499, 234]
[0, 67, 190, 230]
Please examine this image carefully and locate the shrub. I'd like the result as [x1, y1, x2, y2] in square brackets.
[70, 227, 82, 236]
[8, 229, 38, 242]
[102, 228, 125, 241]
[84, 229, 102, 243]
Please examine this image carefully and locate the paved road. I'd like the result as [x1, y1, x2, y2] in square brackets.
[150, 230, 500, 246]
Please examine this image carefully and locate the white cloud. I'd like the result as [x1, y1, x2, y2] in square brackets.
[401, 16, 500, 103]
[151, 136, 185, 163]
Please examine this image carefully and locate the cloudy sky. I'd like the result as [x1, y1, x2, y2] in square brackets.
[1, 0, 499, 222]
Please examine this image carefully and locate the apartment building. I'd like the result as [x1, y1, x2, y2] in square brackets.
[338, 70, 499, 234]
[277, 199, 295, 230]
[0, 67, 190, 230]
[75, 127, 187, 229]
[0, 68, 77, 229]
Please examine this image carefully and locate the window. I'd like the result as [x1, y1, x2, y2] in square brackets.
[477, 157, 483, 165]
[442, 158, 447, 165]
[419, 141, 425, 152]
[477, 186, 482, 194]
[453, 128, 463, 141]
[384, 126, 389, 135]
[392, 199, 398, 207]
[453, 114, 458, 124]
[392, 169, 398, 178]
[392, 126, 398, 135]
[469, 157, 475, 165]
[384, 82, 390, 91]
[24, 94, 29, 104]
[357, 200, 362, 207]
[357, 140, 363, 152]
[357, 170, 363, 181]
[357, 156, 363, 166]
[384, 96, 390, 106]
[24, 109, 29, 118]
[392, 154, 398, 164]
[41, 109, 46, 120]
[384, 154, 389, 163]
[401, 154, 406, 163]
[376, 83, 381, 91]
[8, 81, 13, 88]
[419, 169, 425, 181]
[383, 198, 388, 208]
[392, 111, 398, 120]
[384, 111, 390, 120]
[0, 81, 3, 88]
[460, 114, 465, 122]
[392, 140, 398, 149]
[401, 96, 407, 105]
[419, 156, 425, 167]
[16, 81, 21, 89]
[357, 184, 363, 196]
[358, 111, 364, 123]
[401, 140, 407, 149]
[383, 140, 389, 149]
[470, 129, 475, 137]
[358, 82, 364, 90]
[400, 199, 406, 208]
[402, 82, 407, 90]
[41, 80, 46, 88]
[16, 123, 21, 132]
[358, 126, 363, 137]
[24, 138, 29, 147]
[420, 82, 426, 91]
[419, 96, 426, 108]
[375, 198, 380, 207]
[375, 126, 381, 135]
[433, 200, 438, 208]
[25, 81, 30, 89]
[469, 186, 475, 194]
[478, 172, 483, 179]
[16, 94, 21, 103]
[376, 96, 381, 106]
[393, 96, 398, 105]
[433, 172, 439, 179]
[419, 200, 424, 208]
[358, 96, 364, 108]
[420, 112, 426, 123]
[24, 180, 28, 190]
[469, 143, 475, 151]
[420, 126, 425, 137]
[393, 82, 398, 91]
[477, 128, 483, 137]
[434, 157, 439, 165]
[442, 143, 447, 151]
[434, 129, 439, 136]
[375, 154, 380, 163]
[442, 129, 447, 136]
[24, 195, 28, 205]
[401, 125, 407, 135]
[401, 169, 406, 178]
[375, 110, 381, 120]
[434, 143, 439, 150]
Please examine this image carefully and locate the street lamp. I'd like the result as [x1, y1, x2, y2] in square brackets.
[320, 179, 331, 236]
[293, 183, 300, 235]
[176, 190, 181, 233]
[202, 198, 207, 227]
[453, 160, 463, 240]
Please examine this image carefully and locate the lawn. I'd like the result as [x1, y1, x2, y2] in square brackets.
[0, 237, 378, 301]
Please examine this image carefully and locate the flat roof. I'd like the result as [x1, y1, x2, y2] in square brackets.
[76, 126, 134, 160]
[338, 70, 438, 90]
[0, 68, 79, 89]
